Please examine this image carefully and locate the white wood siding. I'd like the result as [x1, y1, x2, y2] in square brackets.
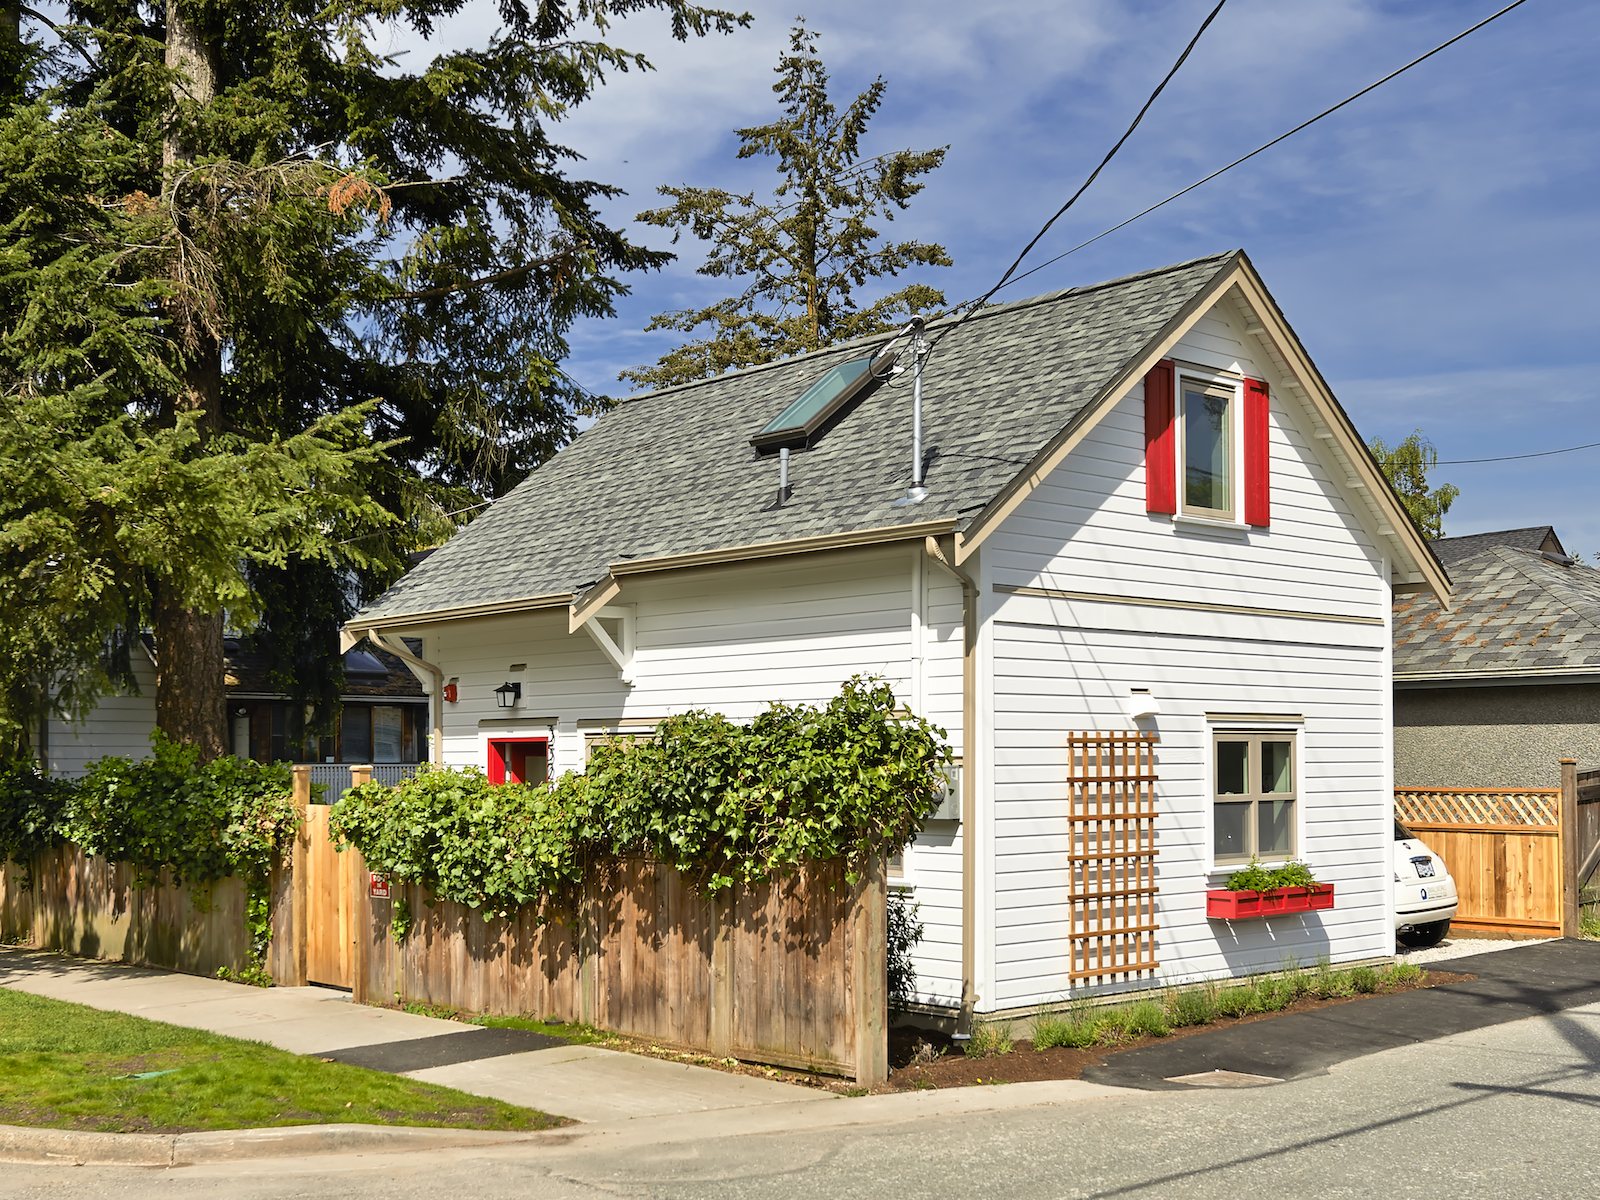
[416, 544, 968, 1006]
[45, 653, 159, 778]
[982, 296, 1394, 1009]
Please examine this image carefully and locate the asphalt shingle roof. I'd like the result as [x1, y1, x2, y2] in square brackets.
[1431, 526, 1564, 569]
[1394, 535, 1600, 678]
[356, 251, 1240, 624]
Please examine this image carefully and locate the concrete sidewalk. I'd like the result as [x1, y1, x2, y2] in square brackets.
[0, 948, 829, 1125]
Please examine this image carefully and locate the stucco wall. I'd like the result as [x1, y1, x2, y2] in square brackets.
[1394, 682, 1600, 788]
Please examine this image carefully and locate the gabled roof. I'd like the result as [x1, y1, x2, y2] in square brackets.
[352, 250, 1445, 631]
[1432, 526, 1565, 569]
[1394, 532, 1600, 682]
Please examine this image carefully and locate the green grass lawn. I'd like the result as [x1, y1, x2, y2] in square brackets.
[0, 989, 568, 1134]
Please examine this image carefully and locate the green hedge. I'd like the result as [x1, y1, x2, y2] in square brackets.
[0, 734, 299, 967]
[331, 677, 950, 922]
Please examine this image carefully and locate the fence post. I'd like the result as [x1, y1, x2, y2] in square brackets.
[1561, 758, 1579, 938]
[350, 764, 373, 789]
[852, 857, 889, 1086]
[282, 765, 311, 986]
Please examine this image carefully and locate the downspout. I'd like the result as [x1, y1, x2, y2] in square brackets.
[361, 629, 445, 768]
[924, 535, 979, 1038]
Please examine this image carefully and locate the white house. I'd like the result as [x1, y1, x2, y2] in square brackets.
[344, 251, 1448, 1020]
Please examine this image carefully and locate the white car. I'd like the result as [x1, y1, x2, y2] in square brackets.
[1394, 817, 1458, 948]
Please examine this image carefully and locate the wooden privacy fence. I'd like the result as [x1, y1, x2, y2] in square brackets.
[1396, 780, 1569, 938]
[1, 765, 889, 1084]
[0, 846, 298, 981]
[1066, 732, 1159, 986]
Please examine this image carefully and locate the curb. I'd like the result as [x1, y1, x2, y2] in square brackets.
[0, 1121, 563, 1167]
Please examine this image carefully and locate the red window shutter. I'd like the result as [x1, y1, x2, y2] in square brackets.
[487, 740, 507, 785]
[1144, 359, 1176, 514]
[1243, 377, 1271, 527]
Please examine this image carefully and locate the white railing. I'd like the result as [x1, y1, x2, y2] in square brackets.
[307, 762, 423, 802]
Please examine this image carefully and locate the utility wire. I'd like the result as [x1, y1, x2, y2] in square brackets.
[992, 0, 1534, 299]
[1437, 439, 1600, 466]
[926, 0, 1230, 354]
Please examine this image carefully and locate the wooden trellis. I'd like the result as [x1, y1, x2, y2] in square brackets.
[1066, 732, 1160, 985]
[1395, 787, 1558, 830]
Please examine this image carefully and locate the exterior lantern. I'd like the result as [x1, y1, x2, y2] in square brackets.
[494, 681, 521, 709]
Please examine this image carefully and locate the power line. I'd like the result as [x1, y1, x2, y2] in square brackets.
[926, 0, 1230, 353]
[993, 0, 1534, 298]
[1437, 439, 1600, 466]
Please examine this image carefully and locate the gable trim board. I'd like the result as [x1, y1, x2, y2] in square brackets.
[950, 257, 1449, 607]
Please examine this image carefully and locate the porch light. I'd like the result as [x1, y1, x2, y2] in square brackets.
[494, 681, 522, 709]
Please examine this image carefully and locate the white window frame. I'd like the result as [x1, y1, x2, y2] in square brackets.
[1176, 370, 1242, 524]
[1205, 722, 1302, 870]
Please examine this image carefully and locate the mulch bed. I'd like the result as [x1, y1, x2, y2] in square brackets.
[881, 968, 1470, 1091]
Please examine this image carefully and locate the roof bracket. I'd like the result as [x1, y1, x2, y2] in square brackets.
[580, 604, 635, 685]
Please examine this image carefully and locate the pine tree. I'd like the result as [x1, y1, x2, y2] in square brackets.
[1, 0, 746, 758]
[623, 21, 949, 389]
[1369, 430, 1461, 540]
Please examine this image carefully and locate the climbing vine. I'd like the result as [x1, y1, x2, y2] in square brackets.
[331, 677, 950, 924]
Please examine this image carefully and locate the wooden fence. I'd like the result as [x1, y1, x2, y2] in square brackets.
[1394, 785, 1562, 937]
[0, 765, 888, 1084]
[0, 846, 298, 982]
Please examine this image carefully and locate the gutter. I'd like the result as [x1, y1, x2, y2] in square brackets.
[354, 630, 446, 767]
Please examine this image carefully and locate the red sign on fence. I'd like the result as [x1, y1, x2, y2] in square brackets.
[368, 873, 391, 900]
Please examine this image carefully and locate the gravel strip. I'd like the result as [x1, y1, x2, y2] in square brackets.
[1396, 935, 1555, 966]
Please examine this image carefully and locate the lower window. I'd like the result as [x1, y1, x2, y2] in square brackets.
[487, 738, 549, 785]
[1213, 731, 1296, 863]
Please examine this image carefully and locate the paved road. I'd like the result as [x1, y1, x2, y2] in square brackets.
[10, 981, 1600, 1198]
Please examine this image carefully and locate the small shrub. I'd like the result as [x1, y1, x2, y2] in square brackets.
[887, 892, 924, 1013]
[1165, 984, 1219, 1028]
[1224, 857, 1320, 893]
[1277, 962, 1312, 1001]
[0, 762, 68, 887]
[1253, 976, 1292, 1012]
[1215, 985, 1258, 1018]
[963, 1023, 1014, 1058]
[1124, 1000, 1171, 1038]
[1380, 961, 1424, 988]
[1308, 961, 1354, 1000]
[1350, 966, 1380, 994]
[1032, 1007, 1099, 1050]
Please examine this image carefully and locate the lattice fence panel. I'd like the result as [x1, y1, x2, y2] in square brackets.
[1396, 787, 1558, 829]
[1067, 732, 1160, 986]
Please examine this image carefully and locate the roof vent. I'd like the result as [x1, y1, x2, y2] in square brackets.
[750, 355, 879, 453]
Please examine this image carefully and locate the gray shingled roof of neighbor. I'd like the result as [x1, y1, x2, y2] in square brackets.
[1394, 534, 1600, 679]
[356, 251, 1241, 625]
[1430, 526, 1564, 569]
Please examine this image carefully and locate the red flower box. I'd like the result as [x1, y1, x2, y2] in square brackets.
[1206, 883, 1334, 919]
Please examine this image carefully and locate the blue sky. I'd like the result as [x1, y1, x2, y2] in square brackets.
[405, 0, 1600, 551]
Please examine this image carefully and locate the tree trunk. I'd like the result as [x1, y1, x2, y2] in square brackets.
[1, 2, 23, 105]
[155, 0, 229, 759]
[153, 587, 228, 760]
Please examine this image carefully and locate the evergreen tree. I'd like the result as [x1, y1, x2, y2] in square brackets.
[623, 21, 948, 389]
[1, 0, 746, 758]
[1369, 429, 1461, 540]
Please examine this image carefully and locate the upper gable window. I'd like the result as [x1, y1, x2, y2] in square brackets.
[1181, 378, 1236, 520]
[750, 356, 878, 453]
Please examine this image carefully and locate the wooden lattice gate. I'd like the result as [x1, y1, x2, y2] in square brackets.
[1395, 786, 1561, 937]
[1067, 732, 1159, 987]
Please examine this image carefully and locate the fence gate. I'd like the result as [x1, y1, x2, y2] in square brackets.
[304, 803, 360, 988]
[1067, 732, 1159, 987]
[1394, 787, 1561, 938]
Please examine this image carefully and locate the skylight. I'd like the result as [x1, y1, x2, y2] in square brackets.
[750, 356, 878, 453]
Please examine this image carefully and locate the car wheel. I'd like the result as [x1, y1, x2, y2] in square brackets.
[1398, 920, 1450, 949]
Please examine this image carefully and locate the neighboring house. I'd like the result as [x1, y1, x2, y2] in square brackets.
[343, 250, 1446, 1017]
[1394, 526, 1600, 789]
[42, 638, 430, 781]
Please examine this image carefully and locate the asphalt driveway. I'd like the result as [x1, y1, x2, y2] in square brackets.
[1085, 937, 1600, 1089]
